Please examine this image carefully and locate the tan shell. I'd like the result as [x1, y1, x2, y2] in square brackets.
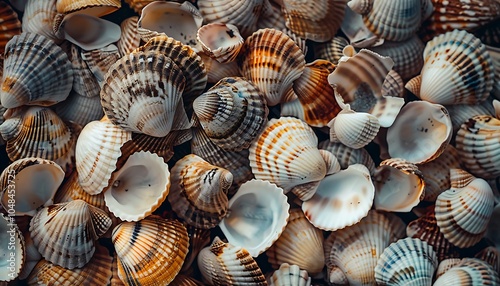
[55, 0, 120, 16]
[53, 90, 104, 127]
[0, 213, 25, 282]
[80, 44, 121, 85]
[435, 258, 462, 280]
[328, 108, 380, 149]
[0, 1, 21, 54]
[318, 140, 376, 175]
[22, 0, 59, 43]
[67, 43, 100, 98]
[268, 263, 311, 286]
[197, 23, 244, 63]
[56, 171, 107, 211]
[116, 16, 141, 57]
[313, 36, 349, 65]
[433, 258, 500, 286]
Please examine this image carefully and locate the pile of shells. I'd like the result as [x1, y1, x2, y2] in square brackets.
[1, 0, 500, 285]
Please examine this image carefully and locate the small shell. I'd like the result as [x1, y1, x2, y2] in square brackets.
[197, 23, 244, 63]
[199, 53, 242, 84]
[445, 98, 496, 134]
[53, 90, 104, 127]
[67, 43, 100, 98]
[256, 0, 287, 31]
[0, 1, 21, 54]
[55, 0, 120, 16]
[116, 16, 141, 57]
[433, 258, 500, 286]
[112, 216, 189, 286]
[29, 200, 112, 269]
[382, 69, 405, 98]
[1, 32, 73, 108]
[328, 108, 380, 149]
[318, 140, 377, 175]
[475, 246, 500, 274]
[0, 213, 25, 282]
[268, 263, 311, 286]
[435, 258, 462, 280]
[340, 5, 381, 48]
[22, 0, 59, 43]
[313, 36, 350, 65]
[219, 179, 290, 257]
[79, 44, 121, 86]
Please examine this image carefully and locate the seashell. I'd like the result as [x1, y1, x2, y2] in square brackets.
[80, 44, 121, 86]
[302, 164, 375, 231]
[445, 98, 496, 134]
[319, 149, 342, 175]
[435, 169, 495, 248]
[280, 0, 347, 42]
[238, 28, 305, 107]
[248, 117, 326, 192]
[0, 1, 21, 54]
[328, 107, 380, 149]
[408, 29, 494, 105]
[29, 200, 112, 269]
[18, 232, 41, 280]
[381, 69, 404, 98]
[0, 158, 64, 216]
[268, 263, 311, 286]
[181, 225, 211, 273]
[100, 51, 190, 137]
[75, 117, 132, 195]
[104, 151, 170, 222]
[112, 216, 189, 286]
[55, 0, 120, 16]
[170, 274, 205, 286]
[0, 213, 25, 282]
[199, 53, 242, 84]
[197, 23, 244, 63]
[374, 237, 438, 286]
[169, 154, 231, 229]
[266, 208, 325, 275]
[475, 246, 500, 274]
[313, 36, 350, 65]
[193, 77, 268, 152]
[67, 43, 100, 98]
[435, 258, 462, 279]
[1, 32, 73, 108]
[53, 13, 121, 51]
[318, 140, 376, 174]
[219, 179, 289, 257]
[386, 100, 452, 164]
[257, 0, 287, 31]
[340, 5, 382, 48]
[116, 16, 141, 57]
[22, 0, 60, 43]
[433, 258, 500, 286]
[323, 210, 406, 285]
[137, 1, 203, 50]
[53, 90, 104, 127]
[198, 236, 267, 286]
[373, 158, 425, 212]
[455, 114, 500, 179]
[54, 171, 107, 211]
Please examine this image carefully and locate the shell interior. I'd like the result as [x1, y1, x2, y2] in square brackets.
[0, 214, 25, 281]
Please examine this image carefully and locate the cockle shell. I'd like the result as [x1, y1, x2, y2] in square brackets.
[433, 258, 500, 286]
[55, 0, 120, 16]
[22, 0, 59, 43]
[193, 77, 268, 152]
[219, 179, 290, 257]
[313, 36, 349, 65]
[268, 263, 311, 286]
[67, 43, 100, 98]
[435, 169, 495, 248]
[0, 1, 21, 54]
[54, 90, 104, 127]
[1, 32, 73, 108]
[318, 140, 376, 174]
[0, 213, 25, 282]
[80, 44, 121, 86]
[197, 23, 244, 63]
[0, 158, 64, 216]
[323, 210, 406, 285]
[198, 236, 267, 286]
[56, 171, 107, 211]
[29, 200, 112, 269]
[328, 108, 380, 149]
[112, 216, 189, 286]
[169, 154, 231, 229]
[116, 16, 141, 57]
[475, 246, 500, 274]
[238, 28, 305, 107]
[17, 232, 41, 280]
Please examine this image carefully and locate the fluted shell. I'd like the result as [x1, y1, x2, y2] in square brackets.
[249, 117, 327, 192]
[22, 0, 59, 43]
[313, 36, 349, 65]
[446, 98, 496, 134]
[238, 28, 305, 106]
[0, 2, 21, 54]
[435, 258, 462, 279]
[219, 179, 290, 257]
[374, 237, 438, 286]
[318, 140, 375, 174]
[267, 208, 325, 275]
[117, 16, 141, 57]
[54, 90, 104, 126]
[329, 108, 380, 149]
[1, 32, 73, 108]
[75, 117, 132, 195]
[197, 23, 244, 63]
[101, 51, 189, 137]
[198, 236, 267, 286]
[0, 213, 25, 282]
[433, 258, 500, 286]
[268, 263, 311, 286]
[0, 158, 64, 216]
[386, 101, 452, 164]
[68, 43, 100, 98]
[475, 246, 500, 274]
[200, 52, 242, 84]
[112, 216, 189, 286]
[29, 200, 112, 269]
[323, 210, 406, 285]
[435, 169, 495, 248]
[169, 154, 231, 229]
[373, 158, 425, 212]
[340, 4, 381, 48]
[193, 77, 268, 152]
[55, 0, 120, 16]
[302, 164, 374, 231]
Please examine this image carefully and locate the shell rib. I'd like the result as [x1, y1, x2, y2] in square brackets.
[0, 213, 25, 281]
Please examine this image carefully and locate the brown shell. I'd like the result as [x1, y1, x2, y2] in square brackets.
[55, 0, 121, 16]
[117, 16, 141, 57]
[318, 140, 376, 175]
[0, 2, 22, 54]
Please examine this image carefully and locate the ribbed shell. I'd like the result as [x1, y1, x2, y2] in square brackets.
[475, 246, 500, 274]
[80, 44, 121, 85]
[197, 23, 244, 63]
[268, 263, 311, 286]
[112, 216, 189, 286]
[0, 2, 21, 54]
[382, 69, 405, 98]
[29, 200, 112, 269]
[55, 0, 120, 16]
[313, 36, 349, 65]
[54, 90, 104, 127]
[433, 258, 500, 286]
[117, 16, 141, 57]
[435, 258, 462, 279]
[200, 53, 242, 84]
[446, 99, 496, 135]
[197, 237, 267, 286]
[68, 43, 100, 98]
[318, 140, 376, 175]
[329, 109, 380, 149]
[1, 32, 73, 108]
[0, 213, 25, 281]
[22, 0, 59, 43]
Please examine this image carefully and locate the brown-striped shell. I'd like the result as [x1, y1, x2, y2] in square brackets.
[55, 0, 120, 16]
[0, 1, 21, 54]
[116, 16, 141, 57]
[197, 23, 244, 63]
[268, 263, 311, 286]
[433, 258, 500, 286]
[0, 213, 25, 282]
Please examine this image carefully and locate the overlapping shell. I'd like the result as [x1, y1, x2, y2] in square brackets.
[22, 0, 59, 43]
[268, 263, 311, 286]
[318, 140, 376, 175]
[0, 213, 25, 282]
[433, 258, 500, 286]
[0, 1, 21, 54]
[328, 108, 380, 149]
[55, 0, 121, 16]
[197, 23, 244, 63]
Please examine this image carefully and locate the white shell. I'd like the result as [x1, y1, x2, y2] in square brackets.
[197, 23, 244, 63]
[268, 263, 311, 286]
[0, 213, 25, 281]
[328, 108, 380, 149]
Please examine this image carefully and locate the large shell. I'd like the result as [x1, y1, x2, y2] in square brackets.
[268, 263, 311, 286]
[193, 77, 268, 152]
[318, 140, 376, 175]
[22, 0, 59, 43]
[29, 200, 112, 269]
[219, 179, 290, 257]
[0, 1, 21, 54]
[197, 23, 244, 63]
[1, 32, 73, 108]
[112, 216, 189, 286]
[328, 108, 380, 149]
[0, 213, 25, 282]
[116, 16, 141, 57]
[433, 258, 500, 286]
[55, 0, 120, 16]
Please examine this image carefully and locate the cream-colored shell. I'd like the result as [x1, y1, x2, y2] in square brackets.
[197, 23, 244, 63]
[328, 108, 380, 149]
[0, 213, 25, 282]
[268, 263, 311, 286]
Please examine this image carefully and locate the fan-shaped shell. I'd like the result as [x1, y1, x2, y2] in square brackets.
[116, 16, 141, 57]
[0, 213, 25, 282]
[22, 0, 59, 43]
[54, 90, 104, 126]
[55, 0, 120, 16]
[80, 44, 121, 85]
[67, 43, 100, 98]
[433, 258, 500, 286]
[313, 36, 349, 65]
[197, 23, 244, 63]
[268, 263, 311, 286]
[328, 108, 380, 149]
[0, 1, 21, 54]
[318, 140, 376, 175]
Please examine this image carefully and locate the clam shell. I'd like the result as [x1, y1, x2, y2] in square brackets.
[80, 44, 121, 85]
[53, 90, 104, 126]
[197, 23, 244, 63]
[116, 16, 141, 57]
[313, 36, 350, 65]
[0, 213, 25, 282]
[29, 200, 112, 269]
[328, 108, 380, 149]
[193, 77, 268, 152]
[374, 237, 438, 286]
[68, 43, 100, 98]
[112, 216, 189, 286]
[268, 263, 311, 286]
[55, 0, 120, 16]
[238, 28, 305, 106]
[433, 258, 500, 286]
[22, 0, 59, 43]
[445, 98, 496, 134]
[219, 179, 290, 257]
[318, 140, 376, 175]
[475, 246, 500, 274]
[0, 1, 21, 54]
[169, 154, 231, 229]
[1, 32, 73, 108]
[199, 52, 242, 84]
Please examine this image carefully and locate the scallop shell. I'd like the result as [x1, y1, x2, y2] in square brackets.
[238, 28, 305, 107]
[268, 263, 311, 286]
[55, 0, 120, 16]
[0, 1, 21, 54]
[219, 179, 290, 257]
[197, 23, 244, 63]
[249, 117, 326, 192]
[193, 77, 268, 152]
[475, 246, 500, 274]
[433, 258, 500, 286]
[29, 200, 112, 269]
[100, 51, 189, 137]
[373, 158, 425, 212]
[68, 43, 100, 98]
[112, 216, 189, 286]
[198, 236, 267, 286]
[168, 154, 231, 229]
[0, 158, 64, 216]
[313, 36, 349, 65]
[374, 237, 438, 286]
[323, 210, 406, 285]
[328, 108, 380, 149]
[266, 208, 325, 275]
[0, 213, 25, 282]
[53, 90, 104, 127]
[386, 100, 452, 164]
[1, 32, 73, 108]
[116, 16, 141, 57]
[435, 169, 495, 248]
[22, 0, 59, 43]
